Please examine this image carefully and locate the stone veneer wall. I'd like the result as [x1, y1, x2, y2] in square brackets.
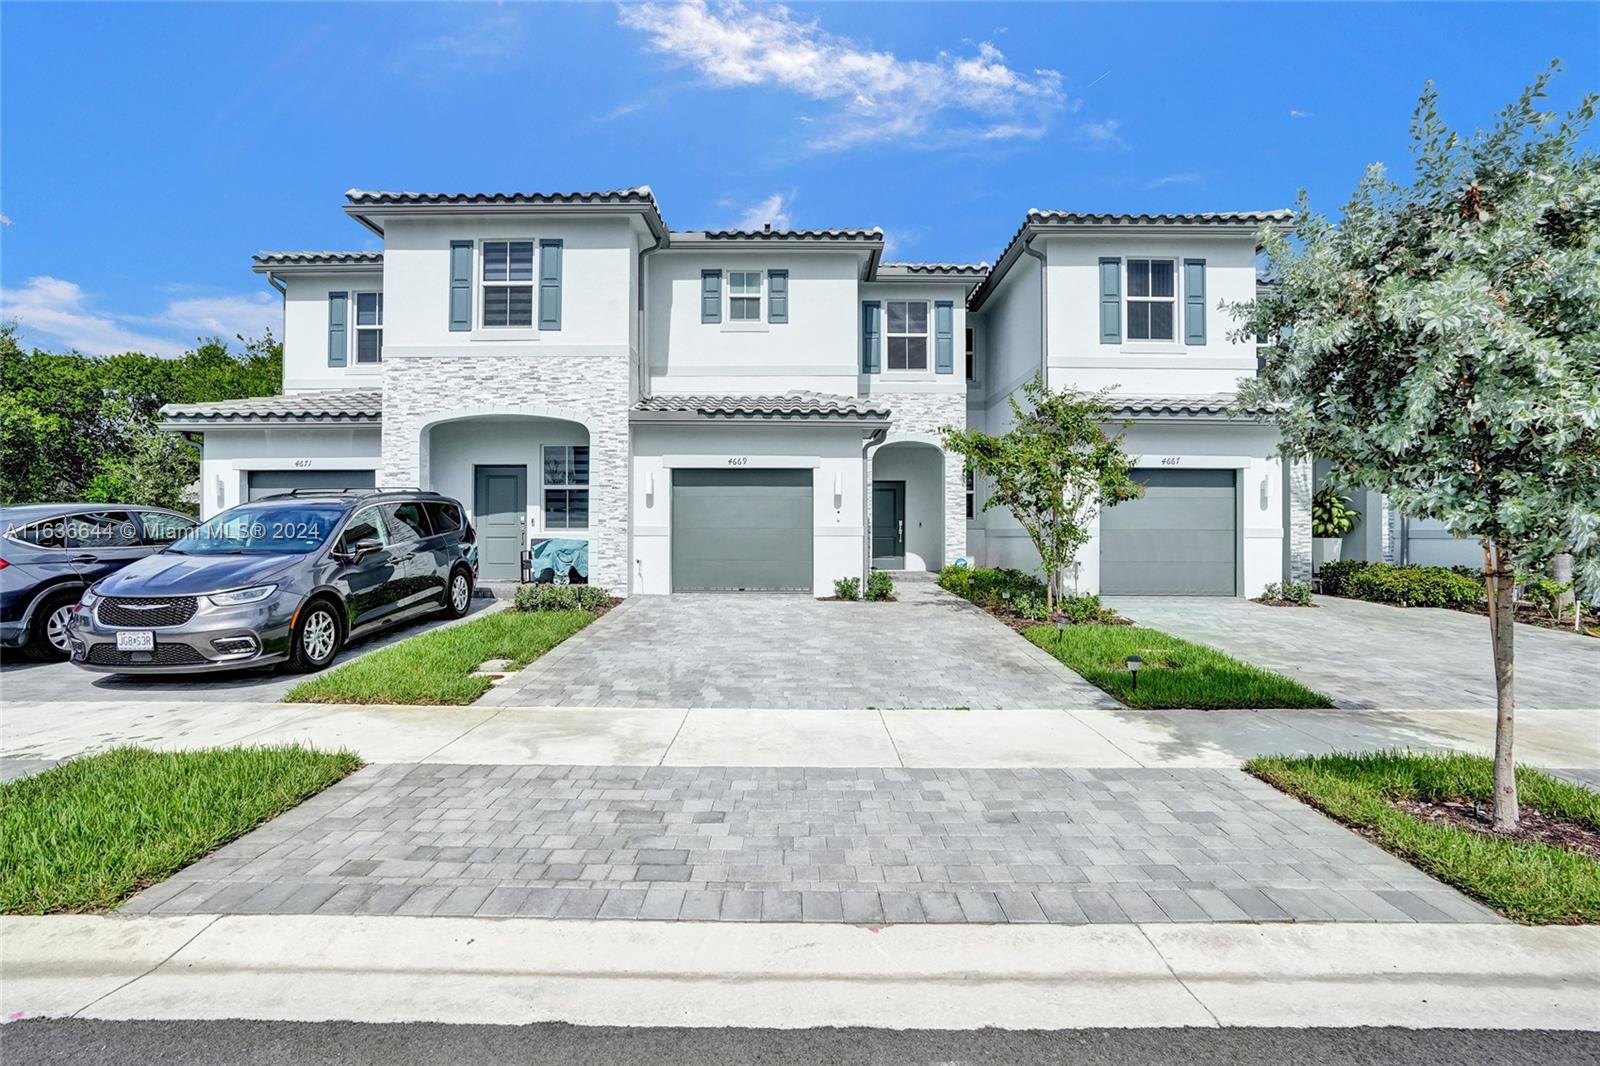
[1287, 457, 1314, 583]
[381, 353, 632, 592]
[867, 388, 968, 569]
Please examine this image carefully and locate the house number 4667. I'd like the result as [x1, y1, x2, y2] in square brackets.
[1159, 457, 1182, 466]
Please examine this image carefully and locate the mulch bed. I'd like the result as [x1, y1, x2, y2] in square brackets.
[1250, 597, 1317, 608]
[963, 599, 1133, 633]
[1391, 796, 1600, 861]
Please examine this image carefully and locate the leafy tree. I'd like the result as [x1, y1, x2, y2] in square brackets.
[943, 375, 1141, 612]
[1232, 64, 1599, 832]
[0, 323, 282, 510]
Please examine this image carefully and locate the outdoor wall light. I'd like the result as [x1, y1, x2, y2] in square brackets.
[833, 471, 843, 509]
[1125, 655, 1144, 692]
[645, 470, 655, 506]
[1260, 476, 1271, 510]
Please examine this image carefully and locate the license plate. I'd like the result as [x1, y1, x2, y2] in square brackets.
[116, 631, 155, 652]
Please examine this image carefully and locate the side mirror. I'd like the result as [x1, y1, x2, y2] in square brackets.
[336, 538, 384, 564]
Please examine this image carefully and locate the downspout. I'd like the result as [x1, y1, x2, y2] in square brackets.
[1019, 233, 1048, 381]
[636, 236, 663, 400]
[862, 426, 887, 587]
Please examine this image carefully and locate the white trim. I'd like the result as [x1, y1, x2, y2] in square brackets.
[352, 291, 384, 364]
[660, 455, 822, 469]
[227, 458, 382, 472]
[1127, 453, 1254, 470]
[540, 443, 590, 533]
[883, 298, 930, 373]
[727, 269, 763, 322]
[477, 237, 538, 331]
[1125, 257, 1178, 342]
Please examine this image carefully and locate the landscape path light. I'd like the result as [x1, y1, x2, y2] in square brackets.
[1125, 655, 1144, 693]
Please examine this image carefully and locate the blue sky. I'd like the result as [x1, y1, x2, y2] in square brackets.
[3, 1, 1595, 357]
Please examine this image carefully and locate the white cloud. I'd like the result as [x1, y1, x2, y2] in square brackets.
[1144, 171, 1204, 189]
[1289, 108, 1314, 119]
[1, 276, 277, 358]
[1076, 118, 1127, 150]
[733, 192, 793, 231]
[618, 1, 1065, 149]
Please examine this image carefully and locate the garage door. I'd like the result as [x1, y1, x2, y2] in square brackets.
[246, 469, 375, 501]
[672, 469, 813, 593]
[1100, 468, 1237, 595]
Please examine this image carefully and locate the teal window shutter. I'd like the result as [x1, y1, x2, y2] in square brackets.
[1184, 258, 1206, 345]
[701, 270, 721, 323]
[767, 269, 788, 323]
[1099, 257, 1121, 344]
[448, 241, 473, 331]
[327, 291, 348, 367]
[934, 301, 954, 373]
[539, 239, 563, 330]
[861, 301, 881, 373]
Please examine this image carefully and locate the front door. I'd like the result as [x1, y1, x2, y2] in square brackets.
[871, 480, 905, 569]
[474, 465, 527, 582]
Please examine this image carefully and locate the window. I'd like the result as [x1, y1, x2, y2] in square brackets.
[354, 292, 383, 363]
[965, 469, 975, 520]
[66, 512, 139, 548]
[885, 300, 928, 371]
[542, 445, 589, 530]
[965, 327, 976, 381]
[139, 512, 194, 545]
[338, 507, 388, 552]
[423, 501, 463, 535]
[728, 271, 762, 321]
[9, 520, 65, 548]
[1126, 259, 1176, 341]
[383, 502, 432, 541]
[481, 240, 535, 327]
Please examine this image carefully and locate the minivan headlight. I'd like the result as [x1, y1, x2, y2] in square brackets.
[206, 584, 277, 607]
[74, 589, 100, 615]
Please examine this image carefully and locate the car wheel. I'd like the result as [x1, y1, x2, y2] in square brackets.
[27, 591, 82, 662]
[444, 567, 473, 619]
[288, 600, 343, 672]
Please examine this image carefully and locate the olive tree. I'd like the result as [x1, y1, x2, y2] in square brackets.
[1232, 65, 1600, 831]
[943, 375, 1141, 612]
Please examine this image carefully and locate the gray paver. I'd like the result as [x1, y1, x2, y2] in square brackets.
[126, 763, 1498, 925]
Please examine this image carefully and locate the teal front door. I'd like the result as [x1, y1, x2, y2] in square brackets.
[474, 465, 527, 582]
[871, 480, 905, 569]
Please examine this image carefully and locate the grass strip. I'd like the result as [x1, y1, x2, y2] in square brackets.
[1024, 624, 1333, 709]
[1247, 750, 1600, 924]
[0, 745, 361, 914]
[284, 608, 593, 705]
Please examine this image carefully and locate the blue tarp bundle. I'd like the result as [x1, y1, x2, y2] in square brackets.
[530, 538, 588, 583]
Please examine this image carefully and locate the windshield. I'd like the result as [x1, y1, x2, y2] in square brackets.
[167, 504, 347, 555]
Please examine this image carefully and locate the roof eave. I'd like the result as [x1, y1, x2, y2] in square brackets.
[342, 199, 669, 242]
[629, 410, 892, 427]
[249, 261, 383, 276]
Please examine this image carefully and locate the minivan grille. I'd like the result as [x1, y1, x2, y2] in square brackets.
[98, 596, 199, 628]
[86, 642, 206, 666]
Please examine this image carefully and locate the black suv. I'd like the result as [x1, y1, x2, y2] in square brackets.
[67, 489, 477, 675]
[1, 505, 197, 660]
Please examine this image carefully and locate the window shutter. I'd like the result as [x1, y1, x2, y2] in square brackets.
[767, 269, 788, 323]
[449, 241, 473, 332]
[1098, 257, 1121, 344]
[539, 239, 563, 330]
[1183, 258, 1206, 345]
[327, 291, 348, 367]
[861, 301, 881, 374]
[701, 270, 722, 323]
[934, 301, 954, 374]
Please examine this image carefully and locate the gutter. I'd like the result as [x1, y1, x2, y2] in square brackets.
[862, 426, 888, 588]
[637, 227, 666, 400]
[1020, 235, 1048, 380]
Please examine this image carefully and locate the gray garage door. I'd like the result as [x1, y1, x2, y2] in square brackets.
[1100, 468, 1237, 596]
[246, 469, 375, 501]
[672, 469, 813, 593]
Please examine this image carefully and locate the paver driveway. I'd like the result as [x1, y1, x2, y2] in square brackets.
[1105, 595, 1600, 710]
[481, 578, 1117, 710]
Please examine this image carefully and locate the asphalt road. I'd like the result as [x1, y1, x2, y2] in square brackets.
[3, 1021, 1597, 1065]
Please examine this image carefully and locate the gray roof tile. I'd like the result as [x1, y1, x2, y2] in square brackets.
[1106, 393, 1277, 419]
[159, 390, 383, 426]
[252, 251, 383, 268]
[670, 228, 883, 242]
[633, 391, 892, 421]
[345, 188, 657, 207]
[877, 262, 990, 278]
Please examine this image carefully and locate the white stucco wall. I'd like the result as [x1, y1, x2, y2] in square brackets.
[193, 426, 382, 519]
[630, 423, 869, 597]
[279, 271, 385, 393]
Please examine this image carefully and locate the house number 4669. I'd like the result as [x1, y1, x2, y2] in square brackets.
[727, 457, 748, 466]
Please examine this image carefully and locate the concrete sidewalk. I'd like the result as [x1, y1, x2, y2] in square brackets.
[4, 915, 1596, 1030]
[5, 699, 1598, 774]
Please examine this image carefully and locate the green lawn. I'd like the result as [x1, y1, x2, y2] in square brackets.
[1024, 624, 1333, 709]
[0, 746, 360, 914]
[1248, 751, 1600, 924]
[284, 608, 593, 705]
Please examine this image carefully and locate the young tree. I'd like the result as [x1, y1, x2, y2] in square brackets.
[943, 375, 1141, 611]
[1232, 65, 1600, 832]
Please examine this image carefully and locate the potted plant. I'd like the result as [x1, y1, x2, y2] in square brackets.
[1312, 485, 1358, 563]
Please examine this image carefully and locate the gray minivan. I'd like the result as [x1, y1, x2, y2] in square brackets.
[68, 489, 476, 674]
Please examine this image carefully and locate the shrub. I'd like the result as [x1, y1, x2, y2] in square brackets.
[1262, 580, 1313, 606]
[1523, 577, 1573, 622]
[1343, 563, 1486, 609]
[832, 576, 862, 601]
[866, 571, 895, 601]
[937, 564, 1045, 608]
[1317, 558, 1370, 596]
[1311, 485, 1360, 538]
[513, 583, 612, 612]
[1057, 592, 1118, 624]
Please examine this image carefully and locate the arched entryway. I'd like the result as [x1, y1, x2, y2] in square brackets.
[870, 440, 946, 571]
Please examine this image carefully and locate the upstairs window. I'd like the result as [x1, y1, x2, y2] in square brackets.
[354, 292, 383, 363]
[482, 240, 535, 327]
[728, 271, 762, 321]
[965, 469, 975, 519]
[1126, 258, 1175, 341]
[965, 326, 976, 381]
[542, 445, 590, 530]
[885, 300, 928, 371]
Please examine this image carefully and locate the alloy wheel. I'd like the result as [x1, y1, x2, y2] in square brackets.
[302, 609, 337, 663]
[45, 604, 74, 652]
[451, 573, 471, 612]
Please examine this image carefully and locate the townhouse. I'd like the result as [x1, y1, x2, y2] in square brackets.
[161, 188, 1313, 598]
